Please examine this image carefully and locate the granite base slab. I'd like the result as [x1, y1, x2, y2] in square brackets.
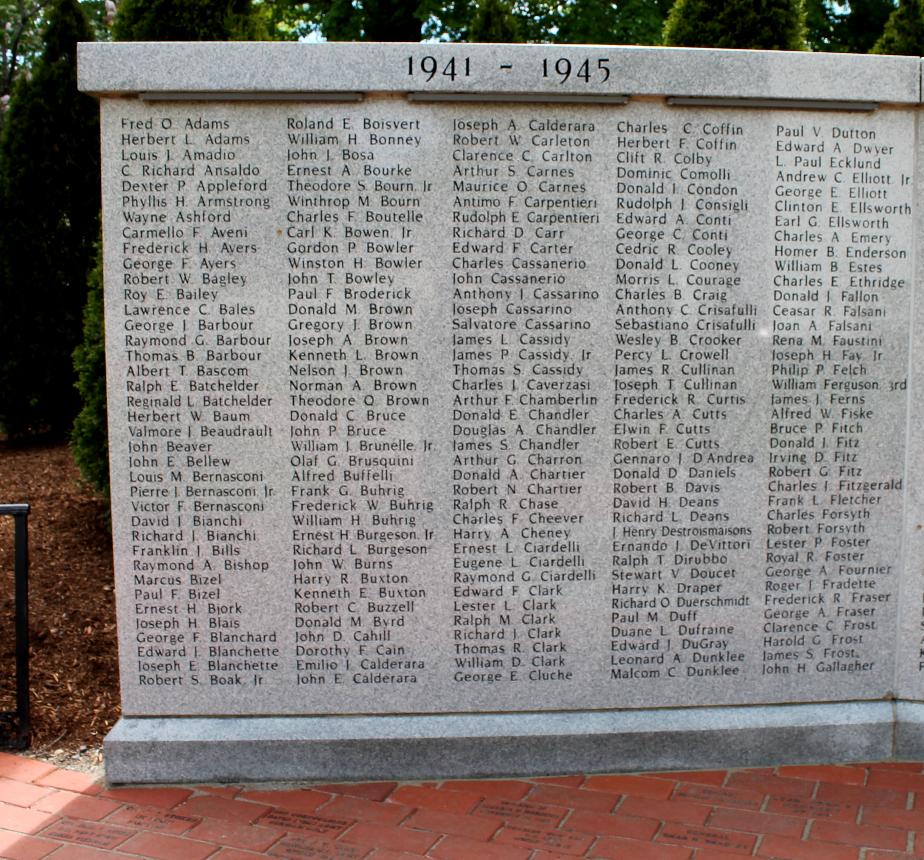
[104, 702, 893, 784]
[893, 702, 924, 759]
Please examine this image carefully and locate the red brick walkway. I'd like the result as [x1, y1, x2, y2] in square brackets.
[3, 754, 924, 859]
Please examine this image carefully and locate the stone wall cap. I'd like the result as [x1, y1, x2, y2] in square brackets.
[77, 42, 922, 105]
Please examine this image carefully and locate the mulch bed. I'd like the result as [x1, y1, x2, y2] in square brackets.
[0, 439, 119, 753]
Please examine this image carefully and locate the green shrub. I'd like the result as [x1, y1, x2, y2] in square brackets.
[72, 245, 108, 496]
[663, 0, 807, 49]
[112, 0, 261, 39]
[0, 0, 99, 438]
[468, 0, 521, 41]
[872, 0, 924, 54]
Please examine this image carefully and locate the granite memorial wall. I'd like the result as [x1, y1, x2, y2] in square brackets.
[78, 42, 924, 782]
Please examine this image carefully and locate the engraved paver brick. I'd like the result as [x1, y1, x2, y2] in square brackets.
[863, 806, 924, 830]
[816, 782, 907, 809]
[40, 818, 134, 850]
[268, 833, 370, 858]
[403, 807, 502, 840]
[533, 777, 585, 788]
[174, 795, 273, 824]
[118, 831, 218, 859]
[36, 846, 136, 860]
[868, 764, 924, 773]
[617, 796, 712, 826]
[757, 833, 860, 859]
[319, 796, 413, 826]
[809, 818, 908, 851]
[339, 821, 439, 854]
[438, 780, 531, 801]
[427, 834, 531, 859]
[778, 765, 868, 785]
[387, 786, 481, 814]
[312, 784, 396, 802]
[865, 852, 924, 860]
[475, 799, 566, 828]
[767, 795, 858, 821]
[869, 771, 924, 793]
[527, 785, 619, 813]
[197, 786, 242, 799]
[268, 833, 369, 858]
[186, 816, 285, 852]
[101, 786, 194, 809]
[651, 770, 728, 786]
[493, 823, 593, 855]
[106, 803, 201, 834]
[365, 850, 426, 860]
[258, 808, 355, 838]
[582, 775, 675, 799]
[239, 790, 330, 814]
[673, 783, 764, 810]
[589, 835, 693, 859]
[562, 809, 659, 841]
[707, 805, 806, 838]
[210, 850, 268, 860]
[696, 851, 766, 860]
[725, 772, 815, 800]
[655, 822, 756, 854]
[530, 851, 593, 860]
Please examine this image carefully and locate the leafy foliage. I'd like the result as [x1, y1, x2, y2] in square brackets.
[112, 0, 262, 39]
[273, 0, 805, 45]
[469, 0, 521, 41]
[800, 0, 898, 54]
[271, 0, 426, 40]
[72, 244, 108, 495]
[0, 0, 99, 437]
[836, 0, 895, 52]
[558, 0, 672, 45]
[419, 0, 471, 40]
[803, 0, 838, 49]
[662, 0, 807, 48]
[0, 0, 50, 102]
[0, 0, 106, 110]
[364, 0, 424, 39]
[557, 0, 622, 43]
[871, 0, 924, 53]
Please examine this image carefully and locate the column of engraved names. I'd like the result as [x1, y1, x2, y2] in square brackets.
[448, 108, 604, 692]
[449, 110, 519, 686]
[509, 112, 601, 687]
[285, 109, 355, 689]
[765, 118, 830, 678]
[608, 114, 676, 686]
[118, 106, 278, 694]
[287, 106, 437, 695]
[177, 111, 277, 692]
[347, 111, 436, 691]
[766, 117, 910, 684]
[822, 120, 908, 681]
[662, 115, 755, 688]
[120, 108, 192, 692]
